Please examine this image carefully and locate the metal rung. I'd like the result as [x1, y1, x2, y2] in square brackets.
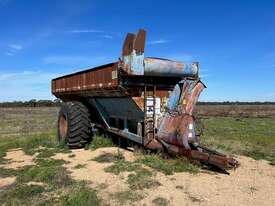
[144, 85, 156, 141]
[146, 131, 154, 133]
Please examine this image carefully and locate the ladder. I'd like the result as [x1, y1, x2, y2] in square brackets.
[143, 85, 156, 145]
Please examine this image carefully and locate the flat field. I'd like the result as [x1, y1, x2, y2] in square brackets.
[195, 104, 275, 117]
[0, 106, 274, 206]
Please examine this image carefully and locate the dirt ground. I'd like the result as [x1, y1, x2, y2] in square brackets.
[1, 147, 274, 206]
[0, 176, 16, 191]
[1, 148, 35, 169]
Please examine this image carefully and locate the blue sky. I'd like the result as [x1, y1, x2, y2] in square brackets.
[0, 0, 275, 102]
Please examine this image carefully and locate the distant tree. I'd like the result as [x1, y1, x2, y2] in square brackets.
[29, 99, 37, 107]
[0, 99, 62, 107]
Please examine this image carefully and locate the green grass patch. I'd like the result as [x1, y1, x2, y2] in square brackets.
[93, 152, 124, 163]
[111, 190, 143, 205]
[127, 169, 160, 190]
[0, 152, 9, 164]
[10, 184, 45, 198]
[17, 158, 72, 189]
[87, 135, 114, 150]
[35, 157, 67, 167]
[139, 155, 199, 175]
[35, 147, 71, 159]
[105, 155, 161, 190]
[74, 164, 86, 169]
[0, 184, 45, 205]
[104, 159, 140, 175]
[200, 117, 275, 163]
[152, 197, 170, 206]
[0, 167, 19, 178]
[269, 157, 275, 166]
[0, 131, 57, 156]
[59, 181, 101, 206]
[36, 148, 57, 158]
[68, 153, 76, 158]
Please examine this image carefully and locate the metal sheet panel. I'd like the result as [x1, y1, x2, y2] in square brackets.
[95, 97, 144, 121]
[52, 63, 119, 96]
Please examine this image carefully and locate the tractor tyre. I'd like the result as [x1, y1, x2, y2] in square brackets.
[57, 101, 92, 148]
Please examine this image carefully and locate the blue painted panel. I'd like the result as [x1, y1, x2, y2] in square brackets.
[167, 84, 181, 110]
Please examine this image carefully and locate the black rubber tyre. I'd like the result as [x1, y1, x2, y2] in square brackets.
[57, 101, 92, 148]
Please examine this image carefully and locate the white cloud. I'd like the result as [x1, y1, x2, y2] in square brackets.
[0, 70, 62, 101]
[4, 44, 23, 56]
[43, 55, 115, 69]
[200, 74, 210, 78]
[103, 35, 113, 39]
[166, 54, 194, 62]
[4, 52, 14, 56]
[68, 29, 118, 40]
[68, 29, 104, 33]
[43, 56, 92, 65]
[0, 70, 40, 81]
[148, 39, 169, 45]
[9, 44, 22, 51]
[67, 29, 119, 40]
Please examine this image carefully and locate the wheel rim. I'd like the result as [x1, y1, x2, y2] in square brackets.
[59, 115, 68, 140]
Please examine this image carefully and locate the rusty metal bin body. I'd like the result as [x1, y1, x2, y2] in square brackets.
[52, 63, 121, 99]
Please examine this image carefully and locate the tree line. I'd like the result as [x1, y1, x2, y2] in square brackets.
[197, 101, 275, 105]
[0, 99, 61, 107]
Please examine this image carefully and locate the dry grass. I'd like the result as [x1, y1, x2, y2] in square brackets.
[195, 104, 275, 117]
[0, 107, 58, 138]
[200, 116, 275, 164]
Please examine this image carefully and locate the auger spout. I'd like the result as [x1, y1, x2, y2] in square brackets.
[156, 79, 239, 170]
